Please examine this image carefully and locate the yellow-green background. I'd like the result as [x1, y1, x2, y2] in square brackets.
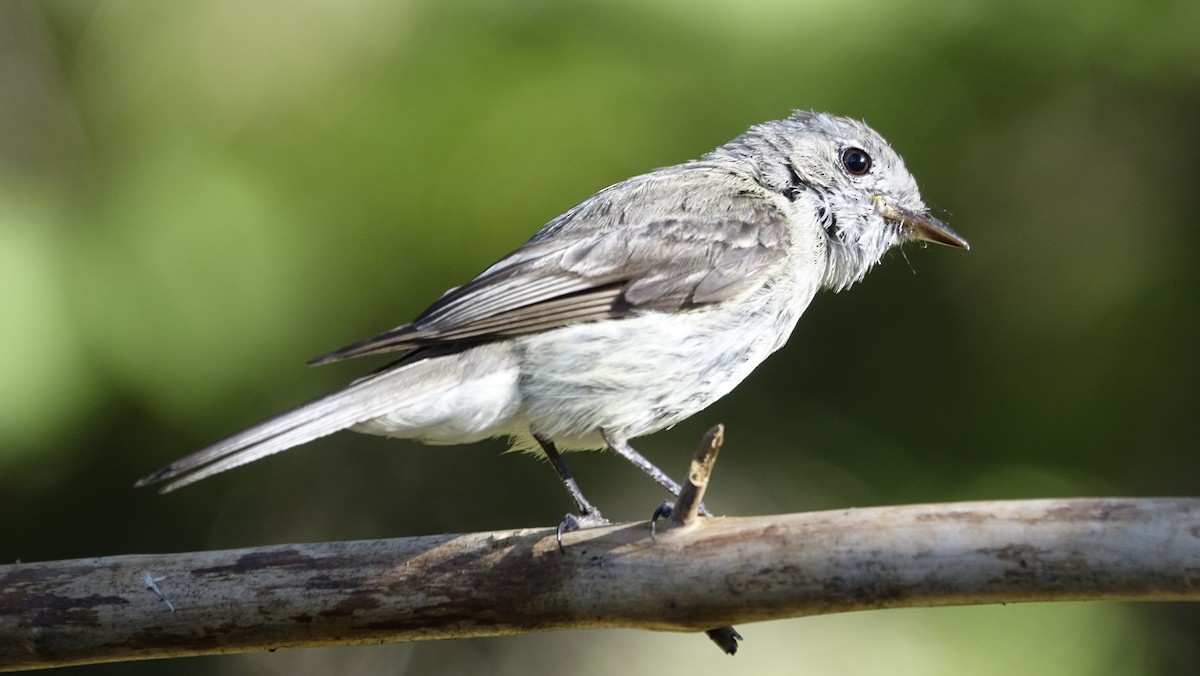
[3, 1, 1198, 673]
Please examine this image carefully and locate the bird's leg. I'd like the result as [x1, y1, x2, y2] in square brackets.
[600, 428, 711, 517]
[534, 434, 608, 548]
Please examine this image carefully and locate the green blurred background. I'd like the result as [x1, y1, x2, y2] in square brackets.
[2, 0, 1198, 673]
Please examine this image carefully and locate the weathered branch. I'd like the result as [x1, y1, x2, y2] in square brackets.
[2, 496, 1199, 670]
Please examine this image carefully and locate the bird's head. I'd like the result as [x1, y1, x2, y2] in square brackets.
[717, 111, 968, 291]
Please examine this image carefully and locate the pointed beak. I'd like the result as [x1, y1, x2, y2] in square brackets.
[875, 197, 969, 249]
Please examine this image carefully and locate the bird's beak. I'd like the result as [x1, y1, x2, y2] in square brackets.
[875, 197, 969, 249]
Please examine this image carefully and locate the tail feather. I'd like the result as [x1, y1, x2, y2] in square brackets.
[136, 366, 428, 493]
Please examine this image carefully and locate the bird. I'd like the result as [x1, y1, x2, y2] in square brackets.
[137, 111, 968, 525]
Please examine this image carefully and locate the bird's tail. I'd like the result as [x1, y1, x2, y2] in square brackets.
[136, 360, 444, 493]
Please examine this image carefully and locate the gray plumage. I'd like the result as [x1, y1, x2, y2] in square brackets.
[138, 111, 967, 504]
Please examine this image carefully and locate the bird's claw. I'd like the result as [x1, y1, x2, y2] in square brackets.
[556, 512, 609, 552]
[650, 501, 674, 539]
[651, 499, 715, 538]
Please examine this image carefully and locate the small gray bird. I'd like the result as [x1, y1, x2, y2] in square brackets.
[138, 111, 967, 524]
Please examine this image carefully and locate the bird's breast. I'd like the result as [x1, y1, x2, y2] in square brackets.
[514, 268, 820, 447]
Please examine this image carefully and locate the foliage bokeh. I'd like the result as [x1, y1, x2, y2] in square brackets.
[2, 1, 1198, 673]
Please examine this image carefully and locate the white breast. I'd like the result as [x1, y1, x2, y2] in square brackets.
[515, 256, 821, 450]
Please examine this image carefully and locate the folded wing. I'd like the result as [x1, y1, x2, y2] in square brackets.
[310, 165, 791, 364]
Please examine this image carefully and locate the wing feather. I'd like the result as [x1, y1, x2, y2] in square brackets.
[310, 165, 791, 365]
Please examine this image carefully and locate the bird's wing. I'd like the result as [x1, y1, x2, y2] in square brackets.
[310, 165, 792, 365]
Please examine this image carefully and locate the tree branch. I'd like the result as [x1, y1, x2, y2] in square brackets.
[3, 496, 1199, 670]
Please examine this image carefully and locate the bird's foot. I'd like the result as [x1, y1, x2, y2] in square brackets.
[650, 501, 673, 538]
[556, 511, 609, 552]
[649, 500, 713, 538]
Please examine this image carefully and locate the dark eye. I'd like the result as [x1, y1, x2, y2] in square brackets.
[840, 147, 872, 176]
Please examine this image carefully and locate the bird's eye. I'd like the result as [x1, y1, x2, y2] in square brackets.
[840, 147, 872, 176]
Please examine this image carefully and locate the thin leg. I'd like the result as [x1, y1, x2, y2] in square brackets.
[600, 428, 683, 495]
[600, 428, 711, 517]
[534, 434, 603, 521]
